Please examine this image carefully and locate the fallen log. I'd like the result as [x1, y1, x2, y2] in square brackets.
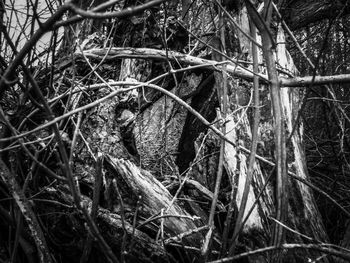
[105, 155, 204, 244]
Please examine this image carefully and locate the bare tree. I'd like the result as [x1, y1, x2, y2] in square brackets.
[0, 0, 350, 262]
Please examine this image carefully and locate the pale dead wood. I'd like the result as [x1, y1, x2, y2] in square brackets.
[105, 155, 203, 244]
[78, 47, 350, 87]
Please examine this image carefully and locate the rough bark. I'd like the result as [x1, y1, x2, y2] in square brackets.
[1, 0, 348, 262]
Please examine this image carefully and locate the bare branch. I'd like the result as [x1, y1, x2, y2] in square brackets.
[79, 47, 350, 86]
[78, 47, 268, 82]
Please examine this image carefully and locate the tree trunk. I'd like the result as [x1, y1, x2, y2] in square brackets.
[1, 0, 348, 262]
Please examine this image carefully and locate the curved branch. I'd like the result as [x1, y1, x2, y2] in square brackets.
[78, 47, 269, 82]
[78, 47, 350, 86]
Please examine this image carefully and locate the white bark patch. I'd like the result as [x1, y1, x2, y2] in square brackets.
[236, 153, 263, 231]
[237, 7, 251, 55]
[276, 24, 296, 133]
[276, 26, 315, 217]
[223, 117, 238, 182]
[223, 116, 262, 231]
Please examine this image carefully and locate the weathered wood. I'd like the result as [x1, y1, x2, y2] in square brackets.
[105, 155, 203, 244]
[78, 47, 350, 87]
[276, 24, 330, 247]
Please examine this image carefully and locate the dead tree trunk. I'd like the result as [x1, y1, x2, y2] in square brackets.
[1, 0, 348, 262]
